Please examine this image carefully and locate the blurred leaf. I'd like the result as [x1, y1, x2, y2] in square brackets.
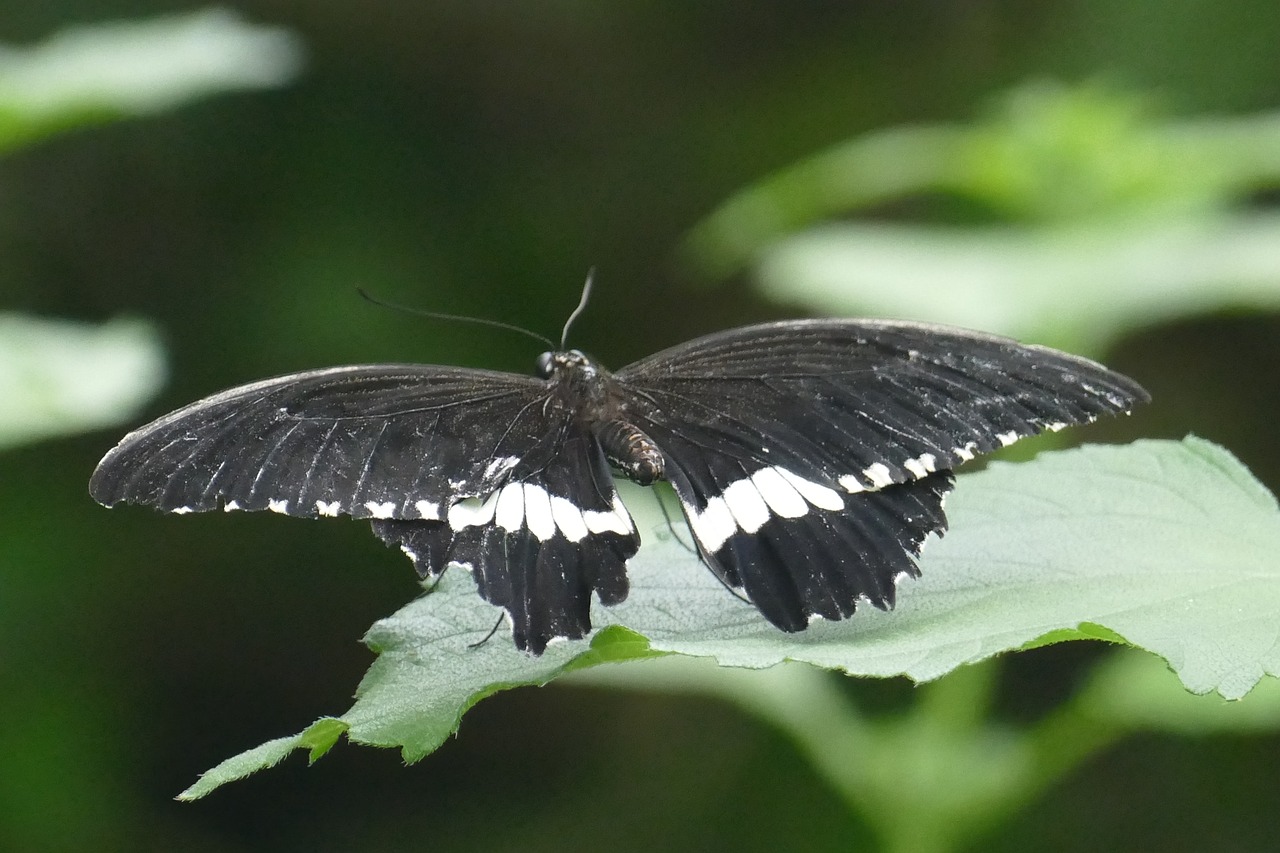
[682, 124, 968, 281]
[0, 7, 303, 153]
[958, 82, 1266, 222]
[570, 656, 1032, 851]
[754, 214, 1280, 349]
[681, 82, 1280, 340]
[687, 81, 1280, 271]
[1082, 647, 1280, 735]
[0, 314, 165, 449]
[184, 437, 1280, 796]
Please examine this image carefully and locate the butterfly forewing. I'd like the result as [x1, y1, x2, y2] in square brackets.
[89, 365, 550, 520]
[616, 319, 1147, 493]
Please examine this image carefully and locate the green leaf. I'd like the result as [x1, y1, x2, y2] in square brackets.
[679, 124, 967, 281]
[177, 735, 302, 802]
[679, 82, 1280, 351]
[0, 314, 166, 450]
[681, 81, 1280, 282]
[175, 717, 349, 800]
[342, 590, 607, 762]
[186, 437, 1280, 797]
[0, 8, 302, 153]
[299, 717, 349, 764]
[621, 437, 1280, 699]
[753, 214, 1280, 351]
[1018, 621, 1128, 650]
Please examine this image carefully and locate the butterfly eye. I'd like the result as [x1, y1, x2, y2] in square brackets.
[535, 352, 555, 378]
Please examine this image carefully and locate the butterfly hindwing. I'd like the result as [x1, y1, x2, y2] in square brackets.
[654, 424, 955, 632]
[716, 474, 956, 629]
[370, 426, 638, 652]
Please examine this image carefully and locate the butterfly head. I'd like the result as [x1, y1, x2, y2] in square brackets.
[535, 349, 596, 381]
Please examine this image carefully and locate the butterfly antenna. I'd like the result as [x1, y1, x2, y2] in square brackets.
[559, 267, 595, 349]
[469, 614, 505, 650]
[423, 567, 448, 594]
[356, 287, 555, 349]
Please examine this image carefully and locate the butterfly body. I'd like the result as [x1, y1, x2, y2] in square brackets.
[90, 318, 1148, 653]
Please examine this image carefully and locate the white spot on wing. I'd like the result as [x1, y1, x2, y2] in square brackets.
[223, 500, 240, 512]
[522, 483, 556, 541]
[838, 474, 865, 494]
[777, 467, 844, 511]
[399, 544, 418, 562]
[684, 467, 849, 554]
[903, 452, 937, 479]
[954, 442, 977, 463]
[685, 495, 736, 553]
[494, 482, 524, 532]
[750, 467, 807, 518]
[1045, 421, 1067, 432]
[268, 499, 289, 514]
[549, 496, 589, 542]
[316, 500, 341, 517]
[413, 499, 440, 520]
[722, 479, 770, 534]
[583, 508, 625, 534]
[863, 462, 895, 489]
[997, 431, 1020, 447]
[583, 494, 634, 535]
[171, 506, 193, 515]
[364, 500, 396, 519]
[448, 492, 499, 530]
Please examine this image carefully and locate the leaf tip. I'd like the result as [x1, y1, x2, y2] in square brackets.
[300, 717, 350, 765]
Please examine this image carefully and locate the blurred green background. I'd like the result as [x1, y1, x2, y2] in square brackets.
[3, 2, 1280, 851]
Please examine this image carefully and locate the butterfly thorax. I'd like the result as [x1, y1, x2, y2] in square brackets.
[538, 349, 665, 486]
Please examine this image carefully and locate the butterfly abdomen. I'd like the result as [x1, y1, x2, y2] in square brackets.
[595, 419, 665, 485]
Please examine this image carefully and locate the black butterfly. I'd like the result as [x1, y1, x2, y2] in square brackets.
[90, 311, 1147, 653]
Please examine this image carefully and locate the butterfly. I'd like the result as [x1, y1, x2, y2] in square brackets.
[89, 302, 1148, 653]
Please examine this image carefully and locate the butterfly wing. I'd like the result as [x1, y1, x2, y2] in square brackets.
[370, 425, 638, 653]
[615, 319, 1148, 630]
[90, 319, 1148, 651]
[89, 364, 643, 652]
[89, 364, 556, 520]
[641, 424, 956, 632]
